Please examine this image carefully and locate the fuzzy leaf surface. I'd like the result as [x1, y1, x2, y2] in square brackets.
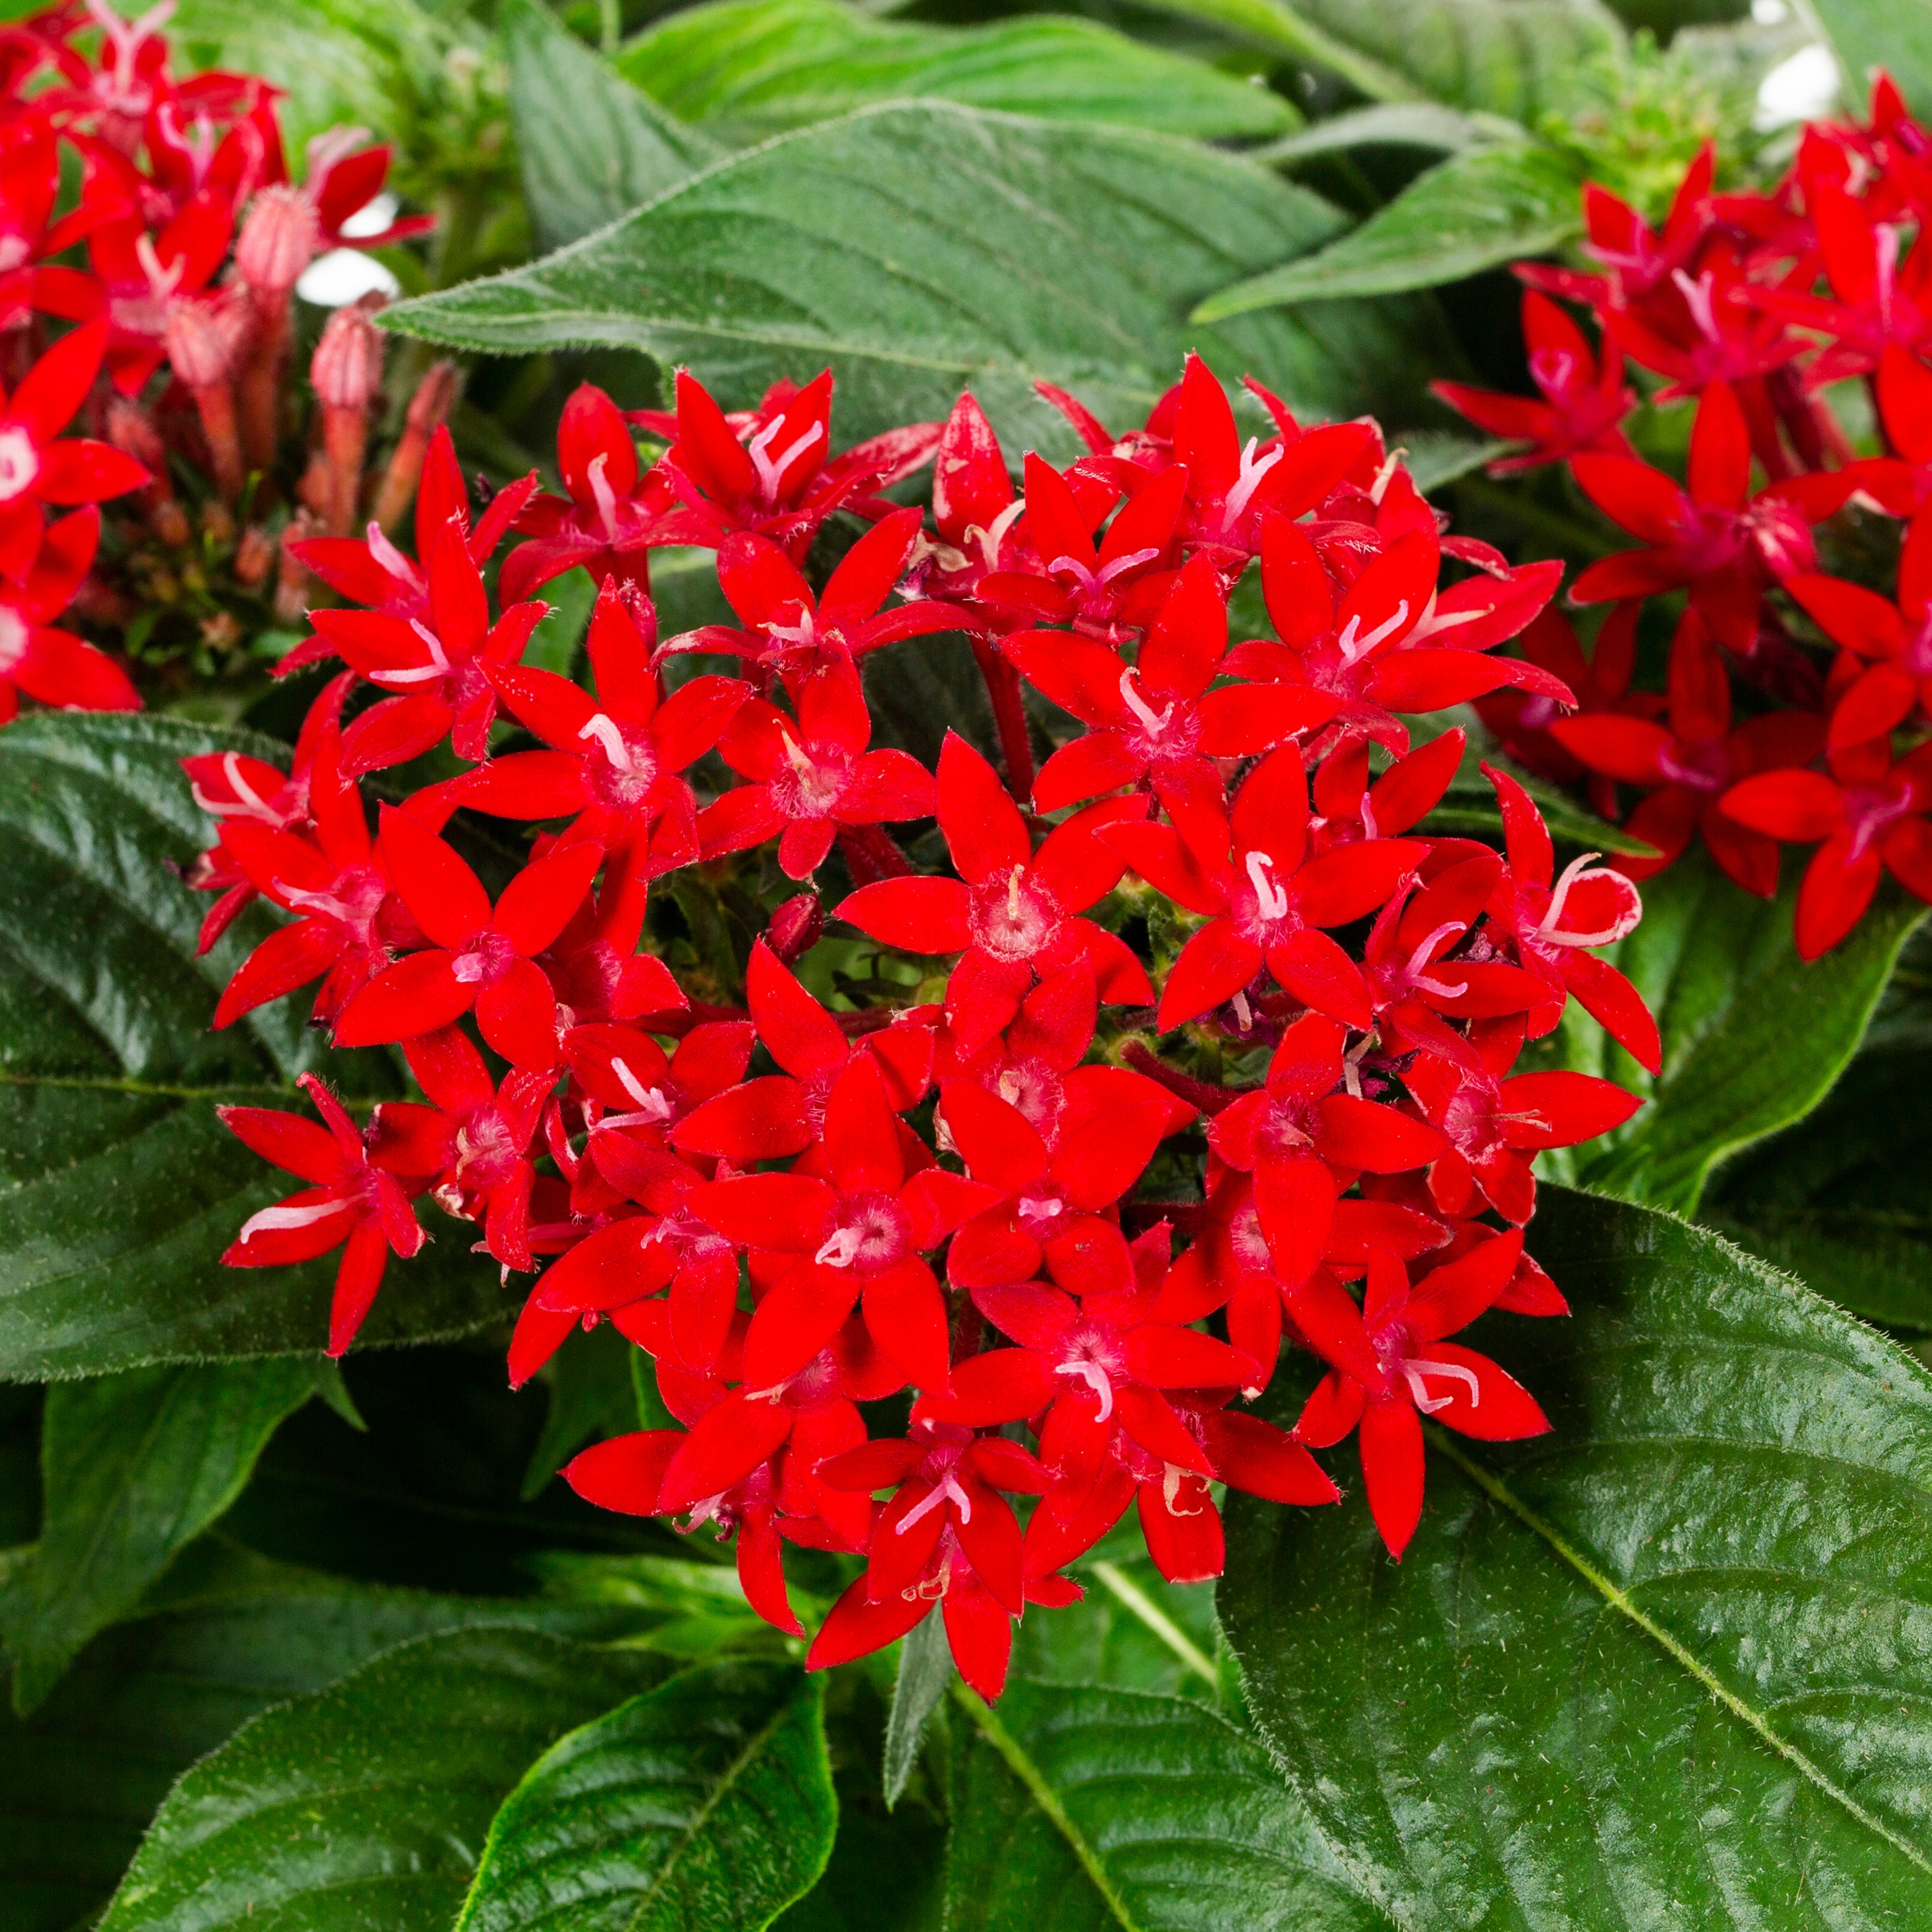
[616, 0, 1297, 141]
[382, 101, 1443, 448]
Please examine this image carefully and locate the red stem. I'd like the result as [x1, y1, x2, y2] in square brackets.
[970, 633, 1034, 802]
[1121, 1041, 1252, 1117]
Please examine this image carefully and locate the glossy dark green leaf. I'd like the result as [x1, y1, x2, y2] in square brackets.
[1195, 140, 1583, 316]
[944, 1679, 1393, 1930]
[456, 1657, 835, 1931]
[1563, 848, 1927, 1212]
[383, 101, 1445, 449]
[97, 1625, 666, 1932]
[1008, 1517, 1225, 1704]
[505, 0, 718, 251]
[1812, 0, 1932, 119]
[616, 0, 1297, 142]
[1221, 1183, 1932, 1930]
[522, 1319, 645, 1500]
[0, 1541, 654, 1932]
[1703, 1039, 1932, 1331]
[1, 1358, 326, 1712]
[0, 712, 516, 1380]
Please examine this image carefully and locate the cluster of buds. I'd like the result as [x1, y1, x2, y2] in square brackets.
[0, 0, 448, 705]
[192, 349, 1652, 1699]
[1441, 72, 1932, 958]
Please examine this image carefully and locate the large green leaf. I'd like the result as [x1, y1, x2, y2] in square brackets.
[1256, 99, 1520, 162]
[1, 1358, 326, 1713]
[1811, 0, 1932, 121]
[944, 1679, 1394, 1930]
[0, 712, 515, 1381]
[615, 0, 1297, 142]
[1135, 0, 1622, 118]
[1195, 140, 1583, 316]
[1221, 1183, 1932, 1930]
[0, 1541, 652, 1932]
[457, 1658, 836, 1931]
[505, 0, 719, 252]
[1703, 1038, 1932, 1332]
[1566, 848, 1926, 1212]
[98, 1626, 667, 1932]
[382, 101, 1444, 451]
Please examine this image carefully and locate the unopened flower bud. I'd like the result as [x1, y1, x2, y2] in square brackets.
[105, 396, 166, 473]
[766, 893, 824, 964]
[234, 524, 276, 588]
[236, 184, 319, 298]
[164, 293, 246, 390]
[310, 295, 386, 411]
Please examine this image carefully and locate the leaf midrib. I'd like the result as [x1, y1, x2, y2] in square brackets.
[1430, 1427, 1932, 1878]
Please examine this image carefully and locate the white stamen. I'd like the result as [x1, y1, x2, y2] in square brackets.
[815, 1228, 864, 1269]
[1232, 989, 1253, 1031]
[372, 620, 454, 687]
[1367, 449, 1406, 506]
[748, 416, 824, 502]
[239, 1197, 349, 1242]
[1223, 437, 1283, 526]
[1360, 793, 1380, 840]
[1671, 267, 1721, 343]
[1535, 852, 1634, 947]
[1402, 1356, 1481, 1414]
[577, 712, 634, 773]
[1017, 1194, 1064, 1223]
[1245, 850, 1290, 922]
[451, 952, 487, 984]
[1118, 667, 1174, 736]
[279, 882, 352, 922]
[365, 520, 422, 590]
[895, 1471, 973, 1533]
[609, 1056, 673, 1121]
[971, 499, 1026, 572]
[1335, 601, 1410, 666]
[584, 451, 621, 543]
[1406, 920, 1468, 998]
[1058, 1359, 1114, 1422]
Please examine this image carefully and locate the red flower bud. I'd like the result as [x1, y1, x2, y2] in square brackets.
[236, 184, 320, 298]
[310, 295, 386, 411]
[163, 293, 247, 390]
[765, 893, 824, 964]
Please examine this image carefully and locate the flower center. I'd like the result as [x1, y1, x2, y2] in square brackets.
[1055, 1323, 1128, 1422]
[1844, 783, 1913, 862]
[451, 927, 517, 987]
[812, 1190, 911, 1274]
[969, 864, 1056, 960]
[579, 712, 658, 807]
[0, 424, 39, 503]
[452, 1105, 521, 1188]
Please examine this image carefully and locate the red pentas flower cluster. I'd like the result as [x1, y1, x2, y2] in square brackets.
[1440, 76, 1932, 960]
[0, 0, 444, 716]
[197, 351, 1650, 1699]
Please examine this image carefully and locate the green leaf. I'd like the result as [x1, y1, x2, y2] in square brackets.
[1195, 140, 1583, 316]
[98, 1626, 667, 1932]
[615, 0, 1298, 142]
[1568, 848, 1927, 1212]
[944, 1679, 1394, 1930]
[383, 101, 1447, 450]
[882, 1609, 953, 1807]
[1811, 0, 1932, 119]
[456, 1657, 836, 1931]
[1137, 0, 1623, 118]
[1221, 1183, 1932, 1930]
[0, 1541, 658, 1932]
[1008, 1517, 1224, 1703]
[0, 712, 515, 1381]
[505, 0, 720, 251]
[1, 1358, 324, 1713]
[1419, 766, 1660, 856]
[1703, 1038, 1932, 1331]
[522, 1319, 645, 1500]
[1255, 99, 1521, 162]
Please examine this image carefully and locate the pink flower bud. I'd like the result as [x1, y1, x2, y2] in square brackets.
[765, 893, 824, 964]
[235, 184, 319, 297]
[105, 395, 165, 472]
[164, 293, 247, 390]
[310, 295, 386, 411]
